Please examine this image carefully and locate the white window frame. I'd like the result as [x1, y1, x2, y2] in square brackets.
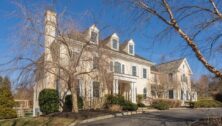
[143, 68, 147, 79]
[128, 44, 134, 55]
[112, 38, 119, 50]
[90, 30, 98, 43]
[132, 66, 137, 76]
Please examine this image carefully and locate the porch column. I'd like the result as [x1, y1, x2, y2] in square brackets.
[131, 82, 136, 103]
[113, 79, 119, 95]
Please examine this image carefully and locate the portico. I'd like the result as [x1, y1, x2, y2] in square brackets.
[113, 73, 137, 103]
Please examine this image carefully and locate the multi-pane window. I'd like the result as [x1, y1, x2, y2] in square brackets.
[143, 68, 147, 78]
[90, 31, 97, 42]
[143, 88, 147, 98]
[129, 44, 134, 54]
[181, 90, 184, 100]
[93, 81, 100, 98]
[169, 90, 174, 99]
[112, 39, 118, 49]
[132, 66, 137, 76]
[93, 57, 99, 69]
[114, 62, 121, 73]
[181, 74, 187, 82]
[122, 64, 125, 74]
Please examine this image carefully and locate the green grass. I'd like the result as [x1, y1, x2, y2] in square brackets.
[0, 117, 75, 126]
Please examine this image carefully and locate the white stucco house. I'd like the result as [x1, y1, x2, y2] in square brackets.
[33, 10, 196, 116]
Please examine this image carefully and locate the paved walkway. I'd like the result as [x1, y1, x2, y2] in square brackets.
[78, 108, 222, 126]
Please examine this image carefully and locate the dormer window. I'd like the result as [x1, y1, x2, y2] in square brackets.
[129, 44, 134, 55]
[112, 39, 118, 50]
[90, 31, 98, 43]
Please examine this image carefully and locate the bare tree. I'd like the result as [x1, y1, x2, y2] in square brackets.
[113, 0, 222, 79]
[1, 2, 113, 113]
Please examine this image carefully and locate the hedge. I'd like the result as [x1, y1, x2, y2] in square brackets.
[151, 99, 181, 108]
[193, 99, 222, 108]
[151, 100, 170, 110]
[105, 95, 138, 111]
[38, 89, 59, 114]
[0, 106, 17, 119]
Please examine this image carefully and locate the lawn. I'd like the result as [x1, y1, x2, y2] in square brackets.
[0, 110, 115, 126]
[0, 117, 74, 126]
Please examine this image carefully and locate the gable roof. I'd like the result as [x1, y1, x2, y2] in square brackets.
[154, 58, 185, 73]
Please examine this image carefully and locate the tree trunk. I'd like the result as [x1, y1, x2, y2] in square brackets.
[71, 87, 79, 113]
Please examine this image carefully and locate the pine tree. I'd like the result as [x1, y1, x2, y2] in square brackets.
[0, 76, 17, 119]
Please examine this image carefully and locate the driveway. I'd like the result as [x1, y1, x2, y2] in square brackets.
[78, 108, 222, 126]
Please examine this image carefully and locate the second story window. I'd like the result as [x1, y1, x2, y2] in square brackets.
[143, 68, 147, 78]
[112, 39, 118, 50]
[90, 31, 97, 43]
[132, 66, 137, 76]
[93, 57, 99, 69]
[114, 62, 121, 73]
[122, 64, 125, 74]
[129, 44, 134, 55]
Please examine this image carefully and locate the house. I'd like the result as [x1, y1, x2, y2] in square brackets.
[33, 10, 196, 116]
[150, 59, 197, 103]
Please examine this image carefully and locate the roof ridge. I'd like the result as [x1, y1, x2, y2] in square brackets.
[156, 57, 185, 66]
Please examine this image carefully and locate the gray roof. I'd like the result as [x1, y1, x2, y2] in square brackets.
[154, 58, 185, 73]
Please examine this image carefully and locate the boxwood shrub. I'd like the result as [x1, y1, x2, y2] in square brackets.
[194, 99, 222, 108]
[151, 99, 181, 108]
[151, 100, 170, 110]
[38, 89, 59, 114]
[105, 95, 138, 111]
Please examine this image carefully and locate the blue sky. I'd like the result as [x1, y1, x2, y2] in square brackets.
[0, 0, 220, 80]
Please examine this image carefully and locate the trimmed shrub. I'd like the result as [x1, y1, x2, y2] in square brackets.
[105, 95, 138, 111]
[39, 89, 59, 114]
[0, 106, 17, 119]
[106, 95, 125, 106]
[64, 95, 83, 112]
[151, 99, 181, 108]
[194, 99, 222, 108]
[214, 93, 222, 102]
[122, 101, 138, 111]
[151, 100, 170, 110]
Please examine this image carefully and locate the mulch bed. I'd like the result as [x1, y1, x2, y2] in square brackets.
[43, 110, 118, 120]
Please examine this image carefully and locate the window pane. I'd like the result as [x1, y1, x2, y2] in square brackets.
[91, 31, 97, 42]
[169, 90, 174, 99]
[132, 66, 137, 76]
[114, 62, 121, 73]
[129, 45, 134, 54]
[93, 57, 98, 69]
[143, 88, 147, 98]
[122, 64, 125, 74]
[93, 81, 100, 98]
[112, 39, 118, 49]
[143, 68, 147, 78]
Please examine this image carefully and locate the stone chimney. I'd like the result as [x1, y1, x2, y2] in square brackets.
[44, 10, 57, 89]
